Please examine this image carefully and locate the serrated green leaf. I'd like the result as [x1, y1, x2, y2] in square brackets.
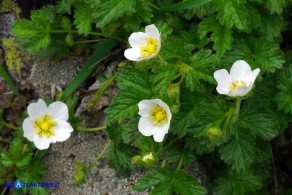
[151, 66, 179, 96]
[215, 0, 248, 30]
[264, 0, 287, 14]
[219, 130, 256, 171]
[73, 3, 95, 35]
[258, 12, 284, 39]
[275, 67, 292, 115]
[108, 143, 135, 176]
[160, 0, 212, 12]
[239, 106, 279, 140]
[212, 170, 263, 195]
[224, 36, 285, 73]
[105, 66, 152, 124]
[93, 0, 135, 28]
[160, 37, 193, 61]
[134, 168, 206, 195]
[198, 16, 233, 56]
[56, 0, 75, 14]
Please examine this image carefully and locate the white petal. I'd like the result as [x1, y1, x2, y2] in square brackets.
[138, 117, 158, 136]
[228, 87, 249, 97]
[214, 69, 232, 91]
[145, 24, 160, 40]
[244, 68, 260, 94]
[33, 137, 51, 150]
[152, 99, 171, 113]
[27, 99, 48, 120]
[124, 47, 142, 61]
[128, 32, 147, 48]
[138, 100, 154, 117]
[230, 60, 252, 82]
[216, 85, 229, 95]
[153, 128, 167, 142]
[48, 101, 69, 121]
[22, 118, 37, 141]
[53, 121, 73, 142]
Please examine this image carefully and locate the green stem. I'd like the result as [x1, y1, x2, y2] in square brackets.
[73, 39, 104, 44]
[88, 140, 112, 170]
[50, 30, 125, 42]
[0, 137, 10, 143]
[176, 155, 184, 171]
[161, 159, 166, 168]
[1, 187, 7, 195]
[34, 150, 39, 157]
[22, 144, 27, 153]
[88, 75, 115, 110]
[157, 54, 168, 65]
[76, 125, 107, 132]
[2, 121, 18, 130]
[235, 98, 242, 115]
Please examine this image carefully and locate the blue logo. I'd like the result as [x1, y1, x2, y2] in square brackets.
[14, 180, 23, 189]
[5, 181, 13, 189]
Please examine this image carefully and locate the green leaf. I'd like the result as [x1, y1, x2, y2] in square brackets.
[275, 66, 292, 115]
[224, 36, 285, 73]
[73, 3, 95, 35]
[212, 170, 263, 195]
[93, 0, 135, 28]
[59, 39, 117, 100]
[160, 37, 193, 61]
[160, 0, 212, 12]
[215, 0, 248, 30]
[258, 12, 284, 39]
[56, 0, 75, 14]
[108, 142, 135, 176]
[105, 66, 152, 124]
[219, 130, 256, 172]
[183, 50, 218, 91]
[134, 168, 206, 195]
[151, 66, 179, 97]
[12, 9, 52, 52]
[239, 106, 279, 140]
[73, 162, 87, 186]
[199, 16, 233, 56]
[264, 0, 287, 14]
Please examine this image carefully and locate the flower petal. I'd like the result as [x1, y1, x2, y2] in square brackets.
[138, 100, 154, 117]
[230, 60, 252, 82]
[145, 24, 160, 40]
[53, 121, 73, 142]
[214, 69, 232, 91]
[153, 128, 167, 142]
[152, 99, 171, 114]
[128, 32, 147, 48]
[27, 99, 47, 120]
[124, 47, 142, 61]
[22, 118, 37, 141]
[138, 117, 158, 136]
[48, 101, 69, 121]
[33, 137, 51, 150]
[216, 85, 229, 95]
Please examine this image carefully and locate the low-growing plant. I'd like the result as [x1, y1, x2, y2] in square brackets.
[1, 0, 291, 194]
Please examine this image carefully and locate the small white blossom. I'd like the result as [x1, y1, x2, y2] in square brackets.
[22, 99, 73, 150]
[124, 24, 161, 61]
[138, 99, 171, 142]
[214, 60, 260, 97]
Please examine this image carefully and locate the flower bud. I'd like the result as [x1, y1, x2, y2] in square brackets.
[142, 152, 156, 167]
[167, 83, 180, 99]
[207, 127, 222, 141]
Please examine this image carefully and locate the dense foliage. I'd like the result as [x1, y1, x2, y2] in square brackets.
[1, 0, 291, 194]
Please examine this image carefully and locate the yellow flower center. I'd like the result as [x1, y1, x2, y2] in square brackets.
[34, 115, 57, 138]
[230, 80, 247, 92]
[140, 37, 158, 57]
[150, 104, 167, 126]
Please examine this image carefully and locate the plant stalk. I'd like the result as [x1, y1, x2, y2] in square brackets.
[76, 125, 107, 132]
[88, 140, 112, 170]
[235, 98, 242, 115]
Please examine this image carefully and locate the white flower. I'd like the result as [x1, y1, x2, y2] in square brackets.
[124, 24, 161, 61]
[22, 99, 73, 150]
[138, 99, 172, 142]
[214, 60, 260, 97]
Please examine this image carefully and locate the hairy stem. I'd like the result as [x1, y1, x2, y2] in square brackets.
[88, 140, 112, 170]
[176, 155, 184, 171]
[235, 98, 242, 115]
[2, 121, 18, 130]
[76, 125, 107, 132]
